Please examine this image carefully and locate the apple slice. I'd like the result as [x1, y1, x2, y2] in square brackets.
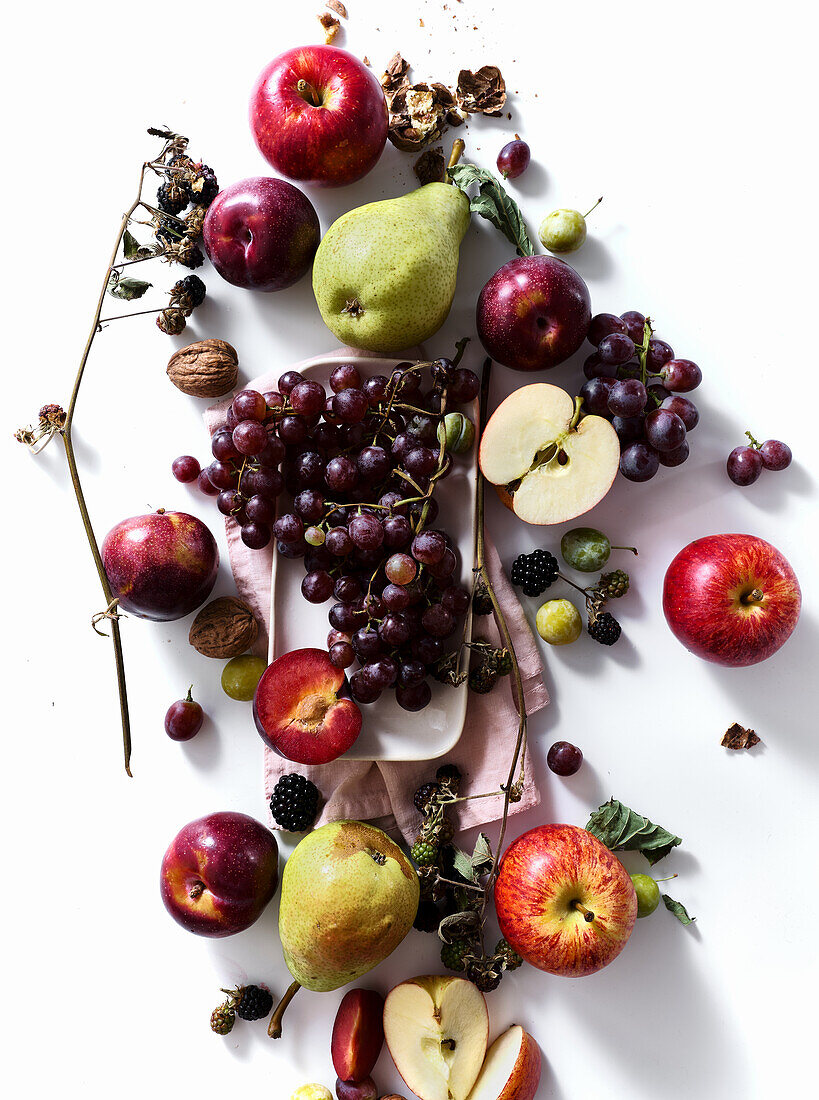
[383, 976, 489, 1100]
[253, 647, 362, 764]
[479, 383, 619, 525]
[467, 1026, 541, 1100]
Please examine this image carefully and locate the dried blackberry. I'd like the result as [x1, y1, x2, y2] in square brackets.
[413, 899, 442, 933]
[472, 579, 493, 615]
[435, 764, 461, 792]
[414, 782, 440, 813]
[157, 180, 188, 216]
[588, 611, 622, 646]
[270, 773, 320, 831]
[510, 549, 559, 597]
[494, 938, 523, 971]
[188, 166, 219, 206]
[180, 274, 206, 308]
[469, 663, 499, 694]
[156, 308, 187, 336]
[177, 241, 205, 269]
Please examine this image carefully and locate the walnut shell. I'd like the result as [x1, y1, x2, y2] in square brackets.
[167, 339, 239, 398]
[188, 597, 259, 658]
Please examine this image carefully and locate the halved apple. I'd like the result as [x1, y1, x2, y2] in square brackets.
[253, 647, 362, 764]
[383, 975, 489, 1100]
[467, 1025, 541, 1100]
[479, 383, 619, 525]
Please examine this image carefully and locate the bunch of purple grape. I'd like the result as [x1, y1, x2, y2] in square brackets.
[580, 310, 702, 482]
[185, 357, 481, 711]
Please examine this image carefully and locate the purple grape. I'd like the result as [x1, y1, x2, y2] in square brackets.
[647, 338, 674, 373]
[378, 614, 411, 647]
[278, 415, 309, 445]
[293, 489, 325, 522]
[588, 313, 629, 346]
[644, 408, 686, 452]
[312, 423, 340, 455]
[427, 547, 457, 580]
[294, 451, 325, 488]
[262, 391, 284, 417]
[349, 512, 384, 550]
[661, 359, 701, 392]
[333, 388, 369, 423]
[241, 522, 271, 549]
[353, 627, 382, 660]
[198, 469, 220, 496]
[278, 370, 304, 395]
[414, 635, 442, 664]
[302, 570, 334, 603]
[207, 460, 239, 490]
[392, 432, 420, 462]
[583, 352, 618, 380]
[421, 604, 456, 638]
[172, 455, 200, 483]
[410, 497, 438, 526]
[290, 380, 326, 416]
[608, 379, 647, 418]
[497, 138, 530, 179]
[231, 389, 267, 422]
[330, 363, 362, 393]
[258, 435, 286, 467]
[411, 530, 446, 565]
[277, 539, 307, 559]
[350, 669, 381, 704]
[245, 495, 274, 523]
[661, 396, 699, 431]
[611, 415, 644, 447]
[363, 374, 389, 406]
[383, 514, 412, 549]
[357, 446, 390, 483]
[620, 310, 646, 343]
[645, 383, 670, 408]
[211, 429, 240, 462]
[658, 440, 690, 467]
[329, 641, 355, 669]
[442, 586, 470, 614]
[382, 583, 411, 611]
[368, 656, 399, 689]
[334, 575, 362, 604]
[598, 332, 636, 366]
[380, 490, 409, 516]
[234, 419, 270, 457]
[547, 741, 583, 776]
[760, 439, 792, 471]
[242, 466, 283, 498]
[579, 377, 616, 416]
[325, 455, 359, 493]
[164, 694, 204, 742]
[273, 513, 304, 543]
[326, 526, 353, 556]
[405, 447, 438, 478]
[448, 368, 481, 404]
[217, 489, 243, 517]
[329, 603, 357, 632]
[620, 441, 660, 482]
[396, 681, 432, 711]
[727, 446, 763, 486]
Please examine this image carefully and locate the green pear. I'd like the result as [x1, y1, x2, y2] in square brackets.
[279, 820, 419, 993]
[312, 183, 470, 353]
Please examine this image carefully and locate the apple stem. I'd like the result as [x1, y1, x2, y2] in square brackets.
[296, 79, 321, 107]
[742, 588, 765, 605]
[268, 981, 301, 1039]
[189, 881, 205, 900]
[583, 196, 603, 219]
[447, 139, 466, 175]
[572, 901, 595, 922]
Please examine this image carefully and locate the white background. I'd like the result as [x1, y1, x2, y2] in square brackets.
[4, 0, 817, 1096]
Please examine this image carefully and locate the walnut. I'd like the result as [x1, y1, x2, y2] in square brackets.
[166, 339, 239, 398]
[318, 11, 340, 42]
[189, 597, 260, 658]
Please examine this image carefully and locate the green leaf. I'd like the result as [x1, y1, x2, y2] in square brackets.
[471, 833, 494, 877]
[586, 798, 682, 866]
[107, 274, 152, 301]
[447, 163, 535, 256]
[122, 229, 154, 261]
[662, 894, 696, 925]
[450, 847, 478, 884]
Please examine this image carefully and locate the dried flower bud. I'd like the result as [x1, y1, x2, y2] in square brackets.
[39, 404, 67, 430]
[157, 308, 187, 336]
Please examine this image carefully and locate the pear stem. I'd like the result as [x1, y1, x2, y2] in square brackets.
[447, 139, 465, 175]
[268, 981, 301, 1039]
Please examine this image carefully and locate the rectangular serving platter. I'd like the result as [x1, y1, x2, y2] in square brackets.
[268, 353, 478, 761]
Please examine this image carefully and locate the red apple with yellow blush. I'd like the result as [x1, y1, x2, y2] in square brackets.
[160, 811, 279, 937]
[254, 648, 362, 764]
[250, 45, 388, 187]
[494, 824, 637, 977]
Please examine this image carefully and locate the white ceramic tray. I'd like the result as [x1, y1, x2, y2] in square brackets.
[268, 354, 478, 761]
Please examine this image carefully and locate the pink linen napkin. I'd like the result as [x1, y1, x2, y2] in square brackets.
[205, 348, 548, 843]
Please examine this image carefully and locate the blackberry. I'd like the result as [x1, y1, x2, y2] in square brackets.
[494, 938, 523, 971]
[270, 773, 320, 831]
[599, 569, 629, 599]
[472, 580, 494, 616]
[210, 1001, 235, 1035]
[410, 839, 438, 866]
[157, 180, 188, 216]
[235, 984, 274, 1021]
[469, 663, 499, 694]
[188, 166, 219, 206]
[440, 938, 470, 971]
[178, 242, 205, 269]
[155, 219, 186, 245]
[588, 611, 622, 646]
[414, 781, 440, 813]
[435, 763, 461, 791]
[413, 898, 442, 933]
[180, 274, 206, 308]
[510, 548, 559, 597]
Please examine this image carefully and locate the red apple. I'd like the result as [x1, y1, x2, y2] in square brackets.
[332, 988, 385, 1083]
[494, 824, 637, 977]
[476, 255, 591, 371]
[160, 811, 279, 937]
[203, 177, 320, 291]
[250, 45, 388, 187]
[102, 510, 218, 621]
[253, 648, 362, 764]
[468, 1025, 541, 1100]
[663, 533, 801, 666]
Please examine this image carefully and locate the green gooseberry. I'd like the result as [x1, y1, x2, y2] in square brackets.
[631, 873, 661, 918]
[535, 598, 582, 646]
[438, 411, 476, 455]
[221, 654, 267, 701]
[538, 197, 602, 254]
[560, 527, 637, 572]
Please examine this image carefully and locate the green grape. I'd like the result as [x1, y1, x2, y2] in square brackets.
[561, 527, 612, 572]
[535, 599, 582, 645]
[631, 873, 661, 917]
[221, 655, 267, 701]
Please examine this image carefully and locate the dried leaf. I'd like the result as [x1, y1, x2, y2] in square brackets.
[456, 65, 506, 115]
[122, 229, 154, 260]
[586, 798, 682, 866]
[471, 833, 494, 877]
[448, 163, 534, 256]
[722, 723, 761, 750]
[437, 908, 480, 943]
[414, 147, 446, 185]
[107, 273, 152, 301]
[662, 894, 696, 925]
[450, 847, 478, 883]
[326, 0, 347, 15]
